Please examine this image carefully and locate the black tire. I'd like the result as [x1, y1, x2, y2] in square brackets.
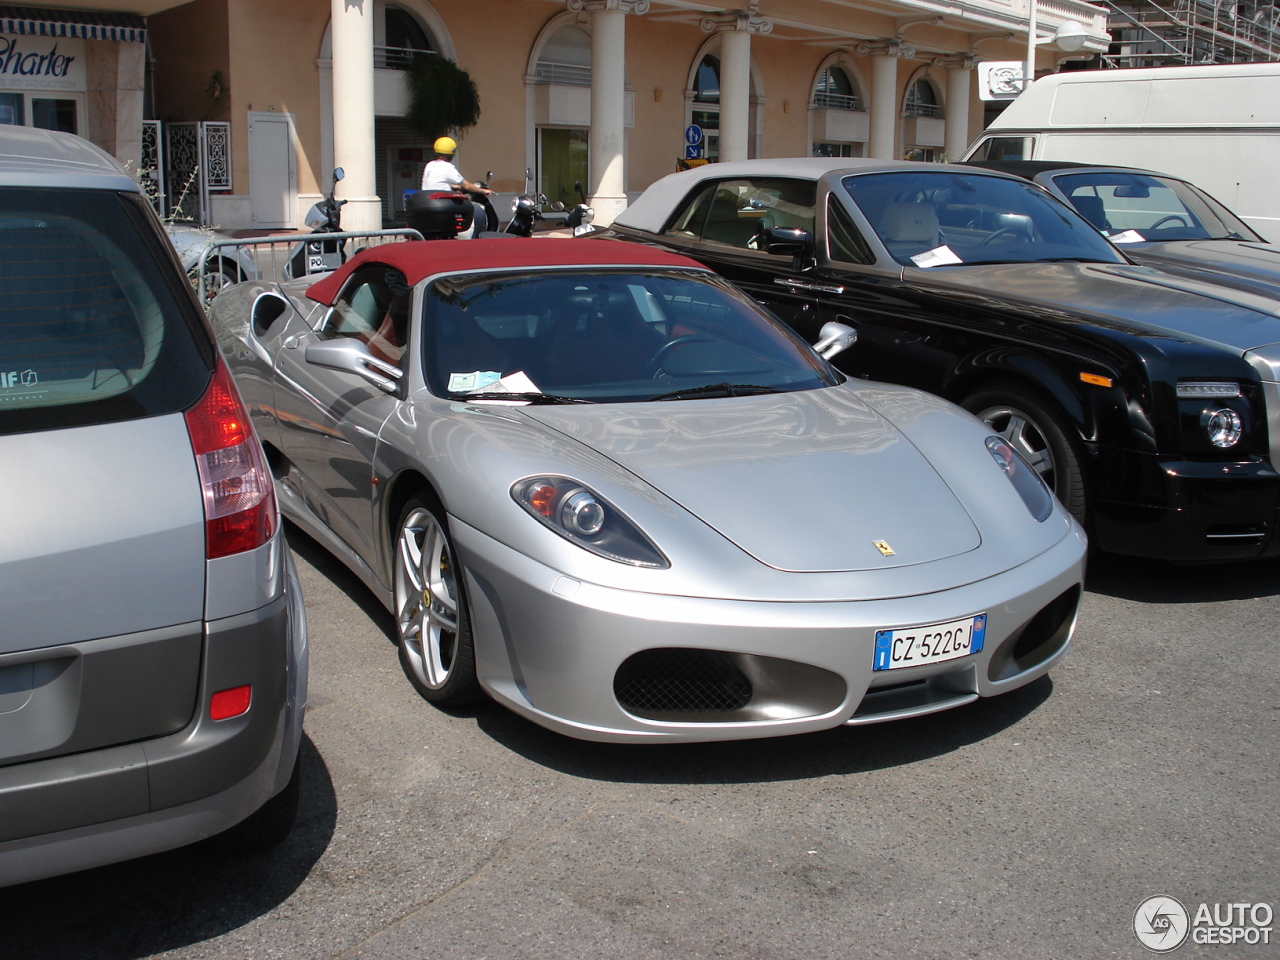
[212, 752, 302, 856]
[962, 383, 1087, 525]
[392, 497, 481, 707]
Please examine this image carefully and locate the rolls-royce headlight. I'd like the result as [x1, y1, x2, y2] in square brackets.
[1176, 381, 1242, 399]
[513, 476, 669, 568]
[987, 437, 1054, 522]
[1203, 407, 1244, 448]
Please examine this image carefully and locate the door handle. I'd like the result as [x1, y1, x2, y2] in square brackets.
[774, 277, 845, 295]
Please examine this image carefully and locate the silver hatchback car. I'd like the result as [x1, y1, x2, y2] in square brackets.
[0, 127, 307, 886]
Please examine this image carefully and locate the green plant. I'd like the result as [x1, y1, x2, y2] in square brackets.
[403, 53, 480, 141]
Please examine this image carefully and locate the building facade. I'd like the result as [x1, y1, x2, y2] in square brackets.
[3, 0, 1113, 230]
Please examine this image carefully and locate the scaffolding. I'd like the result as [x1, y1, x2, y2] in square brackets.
[1099, 0, 1280, 66]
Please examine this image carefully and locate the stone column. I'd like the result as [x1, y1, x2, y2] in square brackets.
[857, 41, 914, 160]
[940, 57, 974, 162]
[330, 0, 380, 230]
[85, 39, 146, 170]
[700, 11, 772, 163]
[569, 0, 647, 226]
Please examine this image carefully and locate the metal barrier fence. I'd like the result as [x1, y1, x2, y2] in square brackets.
[192, 228, 424, 304]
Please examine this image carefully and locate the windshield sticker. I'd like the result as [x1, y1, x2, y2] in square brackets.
[911, 245, 963, 268]
[1108, 230, 1145, 244]
[474, 370, 539, 395]
[447, 371, 502, 393]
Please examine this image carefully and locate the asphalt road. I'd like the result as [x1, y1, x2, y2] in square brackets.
[3, 527, 1277, 960]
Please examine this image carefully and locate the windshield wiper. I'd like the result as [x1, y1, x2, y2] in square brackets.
[1037, 256, 1121, 263]
[647, 382, 781, 402]
[455, 391, 594, 404]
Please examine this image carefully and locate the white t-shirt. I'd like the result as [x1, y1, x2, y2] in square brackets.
[421, 158, 464, 192]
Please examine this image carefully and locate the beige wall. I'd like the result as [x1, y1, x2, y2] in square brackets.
[150, 0, 230, 124]
[226, 0, 328, 196]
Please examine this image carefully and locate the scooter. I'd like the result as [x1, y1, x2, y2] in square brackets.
[286, 167, 347, 278]
[469, 171, 500, 236]
[503, 168, 547, 237]
[563, 179, 595, 236]
[404, 170, 503, 240]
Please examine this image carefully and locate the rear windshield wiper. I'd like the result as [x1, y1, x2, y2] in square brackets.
[647, 382, 781, 402]
[455, 391, 594, 404]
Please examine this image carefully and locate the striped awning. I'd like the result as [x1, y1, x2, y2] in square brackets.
[0, 6, 146, 43]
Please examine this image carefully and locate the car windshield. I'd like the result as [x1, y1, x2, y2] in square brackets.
[1048, 171, 1259, 243]
[841, 171, 1126, 268]
[423, 269, 839, 403]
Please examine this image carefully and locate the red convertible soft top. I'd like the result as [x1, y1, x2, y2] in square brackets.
[305, 238, 705, 305]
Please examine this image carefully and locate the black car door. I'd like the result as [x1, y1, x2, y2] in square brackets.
[655, 176, 826, 340]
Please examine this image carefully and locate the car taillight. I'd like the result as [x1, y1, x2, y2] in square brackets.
[184, 360, 278, 559]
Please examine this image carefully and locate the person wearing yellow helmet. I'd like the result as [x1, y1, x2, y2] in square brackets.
[421, 135, 491, 196]
[420, 135, 494, 233]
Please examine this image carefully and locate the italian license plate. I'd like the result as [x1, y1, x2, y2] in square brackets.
[873, 614, 986, 671]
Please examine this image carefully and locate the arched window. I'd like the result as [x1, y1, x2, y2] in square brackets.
[535, 24, 591, 86]
[691, 54, 722, 160]
[532, 23, 592, 210]
[694, 55, 721, 102]
[904, 79, 942, 119]
[810, 64, 866, 158]
[379, 4, 436, 69]
[902, 78, 944, 162]
[812, 66, 859, 110]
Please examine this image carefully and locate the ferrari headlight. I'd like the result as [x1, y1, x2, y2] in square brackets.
[512, 476, 669, 568]
[987, 437, 1054, 522]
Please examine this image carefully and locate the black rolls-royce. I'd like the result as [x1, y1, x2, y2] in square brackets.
[601, 158, 1280, 562]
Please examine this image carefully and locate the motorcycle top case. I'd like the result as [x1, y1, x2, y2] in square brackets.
[406, 191, 474, 238]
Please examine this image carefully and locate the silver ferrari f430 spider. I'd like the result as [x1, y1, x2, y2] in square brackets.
[210, 238, 1086, 743]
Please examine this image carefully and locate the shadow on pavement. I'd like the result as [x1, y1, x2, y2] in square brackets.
[0, 735, 337, 960]
[1085, 550, 1280, 603]
[285, 520, 397, 645]
[474, 675, 1053, 785]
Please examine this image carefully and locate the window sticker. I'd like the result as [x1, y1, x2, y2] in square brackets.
[449, 370, 540, 404]
[1108, 230, 1145, 244]
[911, 245, 963, 268]
[447, 371, 502, 393]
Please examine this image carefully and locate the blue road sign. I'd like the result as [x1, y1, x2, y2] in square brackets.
[685, 144, 702, 159]
[685, 124, 703, 146]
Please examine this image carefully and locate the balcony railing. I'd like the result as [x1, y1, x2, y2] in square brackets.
[532, 61, 592, 86]
[903, 102, 943, 119]
[812, 91, 862, 110]
[375, 45, 434, 70]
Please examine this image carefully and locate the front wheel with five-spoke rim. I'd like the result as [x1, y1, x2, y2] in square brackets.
[393, 497, 481, 707]
[962, 384, 1087, 526]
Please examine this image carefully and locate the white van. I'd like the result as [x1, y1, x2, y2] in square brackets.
[962, 63, 1280, 241]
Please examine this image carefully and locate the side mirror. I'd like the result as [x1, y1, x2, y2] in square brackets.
[814, 321, 857, 361]
[333, 167, 345, 183]
[759, 226, 814, 259]
[305, 339, 402, 393]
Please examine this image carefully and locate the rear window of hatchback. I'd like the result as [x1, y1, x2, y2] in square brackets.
[0, 186, 212, 436]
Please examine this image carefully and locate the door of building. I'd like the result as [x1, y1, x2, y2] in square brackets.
[539, 128, 588, 210]
[249, 111, 297, 229]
